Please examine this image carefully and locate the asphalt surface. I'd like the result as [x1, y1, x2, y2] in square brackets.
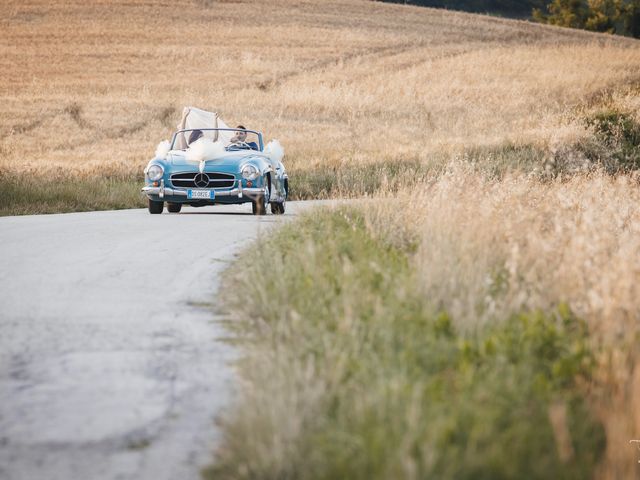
[0, 202, 315, 480]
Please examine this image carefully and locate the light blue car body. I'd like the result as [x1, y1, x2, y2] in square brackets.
[142, 128, 288, 214]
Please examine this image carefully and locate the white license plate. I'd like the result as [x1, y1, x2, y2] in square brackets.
[188, 190, 215, 200]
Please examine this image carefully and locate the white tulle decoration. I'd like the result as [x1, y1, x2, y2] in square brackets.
[155, 140, 170, 159]
[264, 139, 284, 163]
[185, 138, 226, 163]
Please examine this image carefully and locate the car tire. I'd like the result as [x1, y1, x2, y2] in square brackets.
[252, 197, 266, 215]
[148, 199, 164, 214]
[271, 201, 285, 214]
[252, 175, 270, 216]
[167, 203, 182, 213]
[270, 178, 287, 215]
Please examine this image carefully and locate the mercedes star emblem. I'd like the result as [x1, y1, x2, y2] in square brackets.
[194, 173, 209, 188]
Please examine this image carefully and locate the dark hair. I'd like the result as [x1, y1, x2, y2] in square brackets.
[236, 125, 246, 130]
[188, 129, 203, 144]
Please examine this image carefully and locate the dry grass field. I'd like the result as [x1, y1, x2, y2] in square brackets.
[3, 0, 640, 477]
[1, 0, 639, 184]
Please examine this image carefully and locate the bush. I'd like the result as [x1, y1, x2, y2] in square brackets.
[579, 110, 640, 173]
[543, 109, 640, 176]
[585, 109, 640, 171]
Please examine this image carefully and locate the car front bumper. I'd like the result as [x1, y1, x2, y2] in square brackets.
[142, 182, 266, 200]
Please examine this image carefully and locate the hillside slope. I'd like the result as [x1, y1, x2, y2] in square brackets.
[1, 0, 638, 180]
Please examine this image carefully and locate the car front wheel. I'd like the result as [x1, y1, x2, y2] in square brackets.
[167, 203, 182, 213]
[252, 197, 266, 215]
[148, 199, 164, 214]
[271, 201, 285, 214]
[270, 178, 287, 215]
[252, 177, 270, 215]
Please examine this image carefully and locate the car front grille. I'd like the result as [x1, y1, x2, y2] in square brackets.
[170, 172, 236, 189]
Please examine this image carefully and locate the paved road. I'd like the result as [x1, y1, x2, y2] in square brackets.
[0, 202, 314, 480]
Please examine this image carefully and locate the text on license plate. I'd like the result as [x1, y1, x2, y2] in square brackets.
[187, 190, 215, 200]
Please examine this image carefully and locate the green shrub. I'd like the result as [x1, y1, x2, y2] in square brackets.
[544, 109, 640, 176]
[583, 109, 640, 172]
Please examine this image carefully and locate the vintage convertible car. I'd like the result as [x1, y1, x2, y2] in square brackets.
[142, 107, 288, 215]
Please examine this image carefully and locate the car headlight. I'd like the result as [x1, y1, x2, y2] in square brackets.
[147, 165, 164, 182]
[241, 164, 259, 180]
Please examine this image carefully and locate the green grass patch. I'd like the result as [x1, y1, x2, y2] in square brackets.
[288, 159, 432, 200]
[0, 171, 145, 216]
[288, 145, 545, 200]
[584, 109, 640, 172]
[207, 208, 604, 480]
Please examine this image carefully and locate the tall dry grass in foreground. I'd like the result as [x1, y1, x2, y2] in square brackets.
[374, 167, 640, 338]
[215, 167, 640, 479]
[371, 168, 640, 479]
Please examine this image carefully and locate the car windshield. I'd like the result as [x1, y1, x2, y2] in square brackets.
[171, 128, 262, 151]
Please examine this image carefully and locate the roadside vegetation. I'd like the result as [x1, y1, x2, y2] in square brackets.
[0, 170, 144, 216]
[211, 168, 640, 479]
